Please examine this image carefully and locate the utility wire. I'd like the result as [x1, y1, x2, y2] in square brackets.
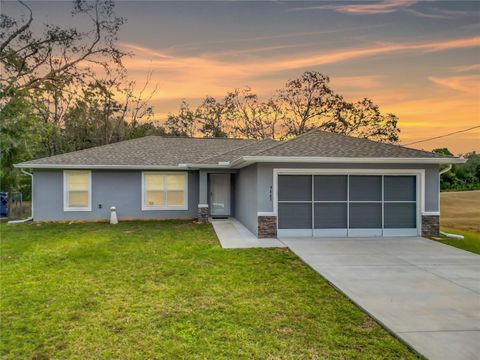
[403, 125, 480, 146]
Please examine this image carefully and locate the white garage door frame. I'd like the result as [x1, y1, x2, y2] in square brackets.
[273, 168, 425, 238]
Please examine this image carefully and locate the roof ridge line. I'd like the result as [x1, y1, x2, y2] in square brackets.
[25, 136, 259, 164]
[248, 129, 318, 157]
[26, 136, 153, 162]
[194, 138, 273, 164]
[148, 135, 254, 141]
[314, 129, 452, 158]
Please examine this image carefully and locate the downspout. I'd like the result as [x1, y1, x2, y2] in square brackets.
[8, 169, 34, 224]
[439, 164, 452, 175]
[437, 164, 464, 239]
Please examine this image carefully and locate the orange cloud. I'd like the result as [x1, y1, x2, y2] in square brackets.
[428, 75, 480, 94]
[453, 64, 480, 72]
[119, 36, 480, 153]
[122, 35, 480, 78]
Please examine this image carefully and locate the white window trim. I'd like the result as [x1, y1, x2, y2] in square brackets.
[141, 171, 188, 211]
[63, 170, 92, 212]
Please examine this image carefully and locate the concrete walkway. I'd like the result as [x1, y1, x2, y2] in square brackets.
[211, 218, 285, 249]
[282, 237, 480, 360]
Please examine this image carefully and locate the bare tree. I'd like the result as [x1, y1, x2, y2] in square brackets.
[195, 96, 227, 138]
[165, 100, 197, 137]
[63, 71, 158, 150]
[224, 87, 279, 139]
[0, 0, 126, 96]
[323, 98, 400, 143]
[277, 71, 341, 136]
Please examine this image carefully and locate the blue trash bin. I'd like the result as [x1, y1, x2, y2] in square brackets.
[0, 192, 8, 217]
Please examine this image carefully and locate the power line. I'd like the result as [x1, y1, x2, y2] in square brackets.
[403, 125, 480, 146]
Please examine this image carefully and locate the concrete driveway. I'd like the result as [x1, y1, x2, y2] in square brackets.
[282, 237, 480, 360]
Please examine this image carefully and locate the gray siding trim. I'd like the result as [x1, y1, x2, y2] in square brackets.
[234, 164, 258, 235]
[33, 170, 199, 221]
[256, 163, 440, 213]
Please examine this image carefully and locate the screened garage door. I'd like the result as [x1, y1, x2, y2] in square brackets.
[277, 174, 418, 237]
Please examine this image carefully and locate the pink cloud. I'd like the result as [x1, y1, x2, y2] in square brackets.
[290, 0, 417, 15]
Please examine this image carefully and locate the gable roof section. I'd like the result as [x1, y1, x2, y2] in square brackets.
[252, 130, 446, 158]
[16, 130, 463, 169]
[232, 130, 463, 165]
[194, 139, 279, 165]
[17, 136, 258, 168]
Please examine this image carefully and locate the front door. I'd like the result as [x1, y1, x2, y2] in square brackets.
[210, 174, 231, 216]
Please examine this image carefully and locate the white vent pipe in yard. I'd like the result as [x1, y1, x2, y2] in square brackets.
[7, 169, 34, 224]
[110, 206, 118, 224]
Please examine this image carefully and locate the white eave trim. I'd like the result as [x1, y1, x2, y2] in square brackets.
[185, 163, 231, 169]
[237, 156, 466, 165]
[15, 155, 465, 169]
[14, 164, 189, 170]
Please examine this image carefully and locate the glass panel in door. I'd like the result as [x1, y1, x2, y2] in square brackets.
[210, 174, 231, 216]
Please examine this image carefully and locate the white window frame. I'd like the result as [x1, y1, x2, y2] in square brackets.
[142, 171, 188, 211]
[63, 170, 92, 212]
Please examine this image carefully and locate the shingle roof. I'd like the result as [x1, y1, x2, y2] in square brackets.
[196, 139, 279, 164]
[18, 136, 258, 167]
[251, 130, 447, 158]
[16, 130, 457, 169]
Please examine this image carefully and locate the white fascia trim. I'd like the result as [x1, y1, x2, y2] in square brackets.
[422, 211, 440, 216]
[241, 156, 466, 165]
[185, 163, 231, 169]
[257, 212, 276, 216]
[16, 164, 189, 170]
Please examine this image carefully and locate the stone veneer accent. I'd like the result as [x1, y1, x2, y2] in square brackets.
[197, 205, 209, 223]
[258, 216, 277, 238]
[422, 215, 440, 237]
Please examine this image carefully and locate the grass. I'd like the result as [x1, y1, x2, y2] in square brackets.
[438, 190, 480, 254]
[0, 221, 417, 359]
[437, 227, 480, 255]
[440, 190, 480, 233]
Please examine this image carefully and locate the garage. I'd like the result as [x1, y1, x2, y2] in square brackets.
[277, 172, 419, 237]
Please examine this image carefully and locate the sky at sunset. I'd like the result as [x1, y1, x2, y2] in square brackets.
[4, 0, 480, 154]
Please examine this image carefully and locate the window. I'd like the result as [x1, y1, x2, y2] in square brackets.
[64, 171, 91, 211]
[142, 172, 188, 210]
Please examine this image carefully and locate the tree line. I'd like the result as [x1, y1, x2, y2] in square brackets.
[164, 73, 400, 143]
[433, 149, 480, 191]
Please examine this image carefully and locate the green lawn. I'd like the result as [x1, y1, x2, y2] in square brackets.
[437, 227, 480, 255]
[0, 221, 417, 359]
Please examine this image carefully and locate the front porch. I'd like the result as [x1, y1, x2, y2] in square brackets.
[197, 168, 279, 239]
[211, 218, 285, 249]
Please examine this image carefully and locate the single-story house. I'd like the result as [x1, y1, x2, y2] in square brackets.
[15, 130, 464, 238]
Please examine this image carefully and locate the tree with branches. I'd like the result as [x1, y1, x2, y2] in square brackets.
[277, 71, 341, 136]
[323, 98, 400, 143]
[0, 0, 125, 97]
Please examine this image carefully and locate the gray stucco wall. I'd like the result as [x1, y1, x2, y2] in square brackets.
[33, 170, 199, 221]
[256, 163, 440, 214]
[31, 163, 440, 225]
[234, 164, 258, 235]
